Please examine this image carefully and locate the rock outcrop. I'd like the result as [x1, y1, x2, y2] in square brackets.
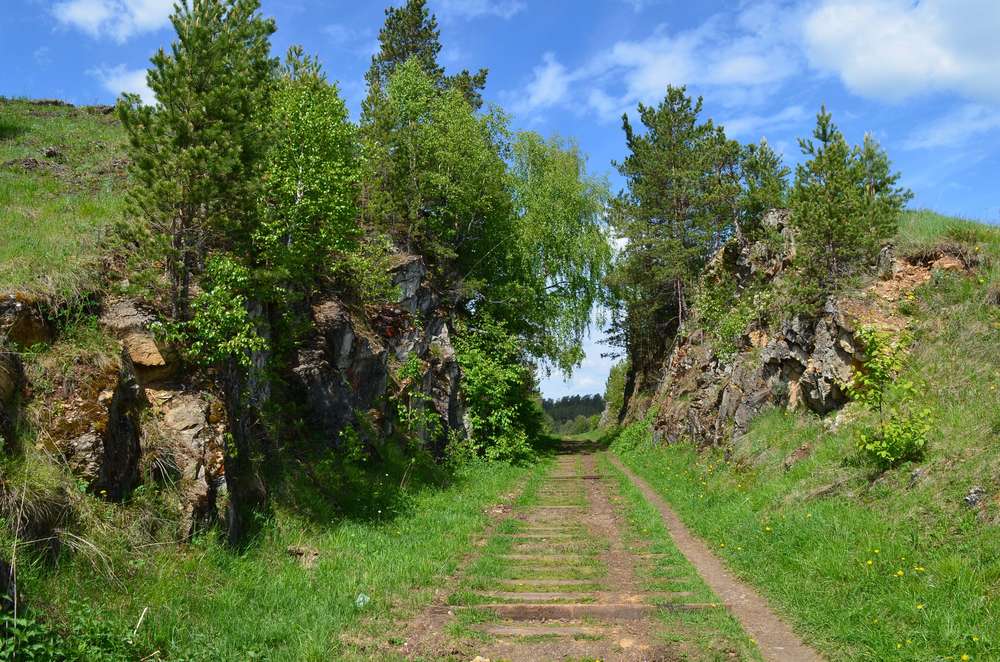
[0, 294, 52, 348]
[292, 255, 465, 452]
[50, 352, 145, 500]
[100, 298, 177, 384]
[634, 213, 971, 447]
[145, 388, 226, 537]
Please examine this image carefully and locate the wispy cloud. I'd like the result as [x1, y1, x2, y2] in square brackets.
[53, 0, 173, 43]
[905, 104, 1000, 150]
[803, 0, 1000, 104]
[720, 105, 809, 140]
[90, 64, 154, 104]
[323, 23, 378, 59]
[433, 0, 526, 20]
[509, 4, 803, 122]
[511, 52, 573, 114]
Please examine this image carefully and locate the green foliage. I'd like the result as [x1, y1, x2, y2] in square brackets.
[118, 0, 277, 319]
[609, 410, 655, 454]
[790, 108, 912, 303]
[502, 131, 612, 373]
[455, 320, 541, 462]
[256, 48, 359, 289]
[362, 59, 512, 275]
[847, 326, 930, 469]
[363, 0, 487, 113]
[602, 360, 630, 428]
[608, 86, 743, 373]
[183, 255, 267, 367]
[738, 138, 790, 244]
[693, 276, 771, 363]
[0, 605, 139, 662]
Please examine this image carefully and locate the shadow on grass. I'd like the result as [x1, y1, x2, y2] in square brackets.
[269, 431, 564, 530]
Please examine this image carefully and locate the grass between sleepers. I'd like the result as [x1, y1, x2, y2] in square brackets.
[598, 454, 764, 662]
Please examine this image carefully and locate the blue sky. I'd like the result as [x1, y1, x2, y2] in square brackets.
[4, 0, 1000, 398]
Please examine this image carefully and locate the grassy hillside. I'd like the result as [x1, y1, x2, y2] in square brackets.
[0, 98, 128, 298]
[612, 210, 1000, 661]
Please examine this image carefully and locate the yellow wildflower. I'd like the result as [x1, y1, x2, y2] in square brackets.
[895, 570, 905, 577]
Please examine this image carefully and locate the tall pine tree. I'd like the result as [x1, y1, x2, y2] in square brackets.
[362, 0, 487, 114]
[608, 86, 741, 375]
[118, 0, 277, 320]
[790, 107, 911, 301]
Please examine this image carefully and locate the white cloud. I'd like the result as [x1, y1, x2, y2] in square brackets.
[433, 0, 525, 20]
[91, 65, 154, 104]
[512, 52, 573, 114]
[905, 104, 1000, 150]
[509, 5, 803, 122]
[720, 105, 809, 139]
[803, 0, 1000, 103]
[53, 0, 173, 42]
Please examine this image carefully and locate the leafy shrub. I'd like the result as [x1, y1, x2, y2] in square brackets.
[601, 360, 630, 429]
[1, 604, 139, 662]
[181, 255, 268, 367]
[847, 326, 931, 469]
[455, 320, 541, 463]
[856, 408, 931, 471]
[693, 277, 770, 362]
[610, 411, 656, 454]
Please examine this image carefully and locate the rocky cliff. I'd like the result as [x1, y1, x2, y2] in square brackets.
[624, 211, 974, 448]
[1, 252, 465, 544]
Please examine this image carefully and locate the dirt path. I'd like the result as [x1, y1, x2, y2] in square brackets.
[397, 440, 779, 661]
[608, 455, 823, 662]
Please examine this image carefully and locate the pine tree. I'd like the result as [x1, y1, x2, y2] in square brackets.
[790, 107, 911, 300]
[363, 0, 487, 114]
[117, 0, 277, 320]
[738, 138, 790, 243]
[608, 86, 741, 373]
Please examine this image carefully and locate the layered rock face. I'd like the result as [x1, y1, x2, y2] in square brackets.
[12, 251, 463, 544]
[632, 211, 966, 447]
[293, 254, 465, 450]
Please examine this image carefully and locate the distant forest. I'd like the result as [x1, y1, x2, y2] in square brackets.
[542, 394, 605, 425]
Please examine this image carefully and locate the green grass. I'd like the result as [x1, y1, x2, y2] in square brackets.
[16, 456, 545, 661]
[610, 213, 1000, 661]
[0, 99, 128, 297]
[598, 454, 764, 661]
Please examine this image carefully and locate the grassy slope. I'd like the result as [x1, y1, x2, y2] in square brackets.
[0, 99, 127, 297]
[612, 210, 1000, 661]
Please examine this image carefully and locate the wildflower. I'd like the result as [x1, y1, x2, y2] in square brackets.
[895, 570, 905, 577]
[867, 560, 873, 566]
[765, 526, 772, 532]
[720, 543, 726, 548]
[916, 604, 925, 610]
[874, 549, 880, 554]
[806, 513, 812, 518]
[972, 636, 980, 642]
[961, 655, 971, 661]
